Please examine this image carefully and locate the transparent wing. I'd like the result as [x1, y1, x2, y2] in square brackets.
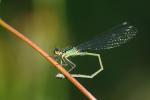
[76, 22, 138, 51]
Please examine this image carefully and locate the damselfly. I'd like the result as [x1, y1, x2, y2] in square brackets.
[54, 22, 138, 79]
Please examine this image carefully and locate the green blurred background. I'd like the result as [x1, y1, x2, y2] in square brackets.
[0, 0, 150, 100]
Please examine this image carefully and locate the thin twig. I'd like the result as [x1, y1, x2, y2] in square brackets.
[0, 18, 97, 100]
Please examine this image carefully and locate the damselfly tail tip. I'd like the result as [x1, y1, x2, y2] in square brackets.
[56, 73, 65, 79]
[122, 21, 128, 25]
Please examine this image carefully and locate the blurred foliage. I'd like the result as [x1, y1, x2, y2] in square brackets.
[0, 0, 150, 100]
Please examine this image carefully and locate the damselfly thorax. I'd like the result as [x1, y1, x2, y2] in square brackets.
[61, 47, 86, 58]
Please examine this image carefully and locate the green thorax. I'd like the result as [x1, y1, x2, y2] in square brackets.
[62, 47, 85, 57]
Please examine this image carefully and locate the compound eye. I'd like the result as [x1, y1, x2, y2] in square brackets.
[54, 48, 60, 54]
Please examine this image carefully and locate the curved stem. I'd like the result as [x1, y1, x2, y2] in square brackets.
[0, 19, 97, 100]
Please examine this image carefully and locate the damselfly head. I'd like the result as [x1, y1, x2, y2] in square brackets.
[53, 48, 62, 55]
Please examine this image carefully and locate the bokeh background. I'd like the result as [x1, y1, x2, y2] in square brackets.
[0, 0, 150, 100]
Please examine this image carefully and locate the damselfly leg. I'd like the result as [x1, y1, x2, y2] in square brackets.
[56, 57, 76, 79]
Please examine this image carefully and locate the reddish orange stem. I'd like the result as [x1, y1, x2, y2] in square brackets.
[0, 19, 97, 100]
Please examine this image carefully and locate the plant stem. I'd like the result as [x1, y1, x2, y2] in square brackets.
[0, 19, 97, 100]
